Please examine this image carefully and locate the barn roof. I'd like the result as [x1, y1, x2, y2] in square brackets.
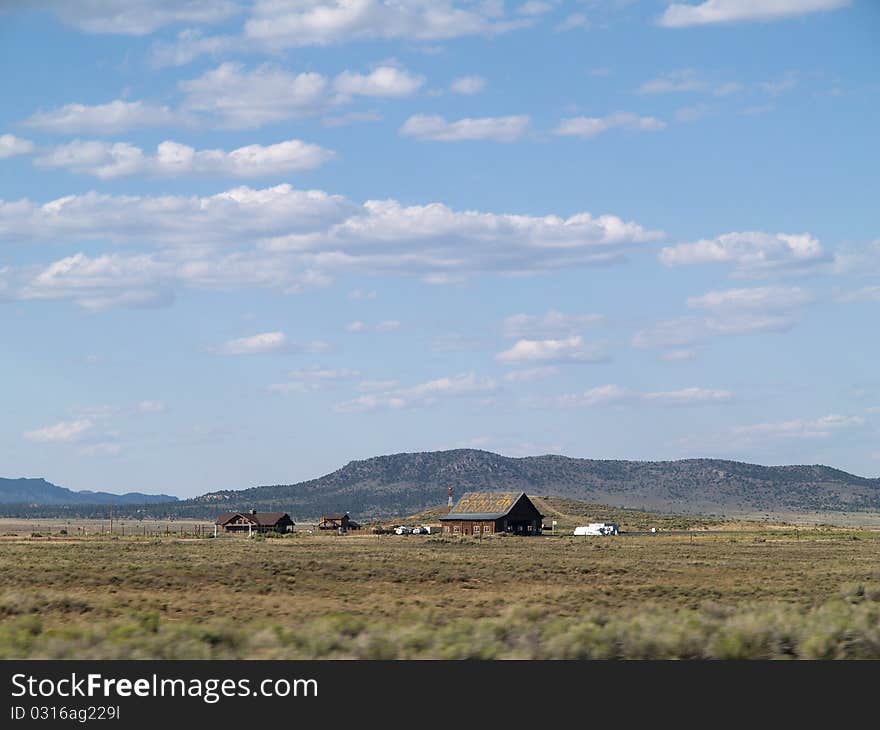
[440, 492, 540, 521]
[215, 512, 293, 526]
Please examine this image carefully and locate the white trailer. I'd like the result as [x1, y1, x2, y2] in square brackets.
[573, 522, 619, 536]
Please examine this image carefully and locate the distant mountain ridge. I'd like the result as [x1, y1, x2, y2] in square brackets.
[0, 477, 177, 505]
[166, 449, 880, 520]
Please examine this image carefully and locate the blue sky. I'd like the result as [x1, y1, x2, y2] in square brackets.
[1, 0, 878, 498]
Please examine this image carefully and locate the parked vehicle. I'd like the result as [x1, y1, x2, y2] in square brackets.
[394, 525, 413, 535]
[573, 523, 619, 536]
[411, 526, 428, 534]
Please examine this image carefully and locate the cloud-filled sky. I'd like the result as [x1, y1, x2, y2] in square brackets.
[1, 0, 878, 497]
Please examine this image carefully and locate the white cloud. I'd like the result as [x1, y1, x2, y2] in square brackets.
[676, 103, 712, 123]
[503, 366, 559, 382]
[633, 312, 798, 349]
[644, 387, 732, 404]
[334, 66, 424, 98]
[760, 73, 799, 96]
[150, 28, 238, 67]
[638, 70, 743, 98]
[714, 82, 744, 96]
[686, 286, 813, 312]
[502, 310, 603, 338]
[517, 1, 554, 15]
[335, 372, 496, 413]
[555, 13, 589, 31]
[149, 1, 532, 65]
[555, 112, 666, 139]
[496, 335, 608, 364]
[658, 0, 850, 28]
[26, 0, 241, 35]
[18, 252, 173, 312]
[25, 100, 182, 135]
[732, 414, 864, 441]
[137, 400, 168, 413]
[450, 75, 487, 95]
[220, 331, 289, 355]
[347, 288, 377, 300]
[180, 63, 330, 128]
[346, 320, 400, 332]
[400, 114, 530, 142]
[638, 69, 706, 94]
[0, 134, 35, 159]
[269, 366, 361, 393]
[660, 231, 825, 274]
[36, 138, 334, 179]
[79, 442, 123, 457]
[242, 0, 531, 49]
[24, 419, 94, 444]
[552, 384, 629, 408]
[1, 185, 662, 308]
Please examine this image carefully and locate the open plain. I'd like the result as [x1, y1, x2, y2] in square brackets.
[2, 513, 880, 659]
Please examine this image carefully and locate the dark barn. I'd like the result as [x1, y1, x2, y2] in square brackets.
[440, 492, 544, 536]
[215, 510, 294, 536]
[318, 513, 360, 531]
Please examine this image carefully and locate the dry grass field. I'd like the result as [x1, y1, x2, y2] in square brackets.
[3, 518, 880, 659]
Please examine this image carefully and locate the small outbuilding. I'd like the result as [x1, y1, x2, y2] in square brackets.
[440, 492, 544, 536]
[215, 510, 294, 536]
[318, 513, 360, 531]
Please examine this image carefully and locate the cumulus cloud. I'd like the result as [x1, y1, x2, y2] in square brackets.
[179, 63, 330, 128]
[0, 134, 35, 159]
[149, 1, 531, 65]
[660, 231, 826, 275]
[242, 0, 531, 48]
[637, 286, 815, 351]
[400, 114, 530, 142]
[0, 184, 662, 308]
[450, 75, 487, 95]
[19, 0, 241, 35]
[335, 372, 496, 413]
[555, 112, 666, 138]
[658, 0, 850, 28]
[219, 331, 289, 355]
[24, 100, 183, 135]
[502, 310, 603, 338]
[174, 62, 424, 128]
[24, 419, 94, 443]
[18, 252, 173, 312]
[334, 66, 425, 98]
[496, 335, 608, 364]
[35, 138, 334, 179]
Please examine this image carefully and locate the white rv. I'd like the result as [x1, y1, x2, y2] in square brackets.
[573, 523, 619, 536]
